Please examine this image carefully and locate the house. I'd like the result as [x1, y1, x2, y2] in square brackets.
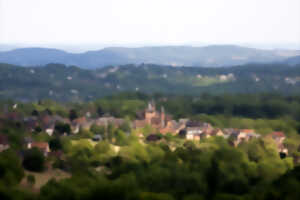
[229, 129, 261, 147]
[70, 117, 96, 133]
[23, 116, 39, 132]
[210, 128, 224, 137]
[247, 132, 261, 140]
[92, 134, 103, 142]
[239, 129, 261, 140]
[186, 126, 204, 135]
[240, 129, 255, 134]
[179, 128, 201, 141]
[72, 116, 87, 126]
[200, 132, 211, 139]
[95, 117, 125, 128]
[179, 118, 189, 124]
[268, 132, 286, 144]
[39, 114, 53, 126]
[39, 114, 57, 135]
[186, 120, 211, 127]
[186, 121, 213, 132]
[70, 121, 80, 134]
[6, 111, 23, 122]
[133, 120, 147, 129]
[267, 132, 288, 154]
[0, 134, 10, 152]
[178, 120, 213, 141]
[28, 141, 50, 156]
[230, 130, 249, 147]
[159, 120, 185, 135]
[223, 128, 238, 135]
[42, 122, 55, 136]
[24, 137, 33, 148]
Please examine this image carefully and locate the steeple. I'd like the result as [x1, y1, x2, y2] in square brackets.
[147, 99, 156, 112]
[161, 106, 165, 127]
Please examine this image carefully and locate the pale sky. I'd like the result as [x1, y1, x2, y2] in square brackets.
[1, 0, 300, 48]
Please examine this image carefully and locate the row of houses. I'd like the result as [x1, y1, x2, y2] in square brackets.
[133, 101, 289, 155]
[1, 110, 126, 136]
[0, 102, 292, 157]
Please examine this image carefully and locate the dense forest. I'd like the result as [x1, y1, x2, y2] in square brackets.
[1, 62, 300, 101]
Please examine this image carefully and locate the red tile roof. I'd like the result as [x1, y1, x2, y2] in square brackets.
[134, 120, 147, 128]
[271, 132, 285, 138]
[0, 134, 9, 145]
[31, 142, 49, 150]
[240, 129, 255, 133]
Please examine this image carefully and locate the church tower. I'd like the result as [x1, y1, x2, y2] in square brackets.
[145, 100, 156, 123]
[160, 106, 165, 127]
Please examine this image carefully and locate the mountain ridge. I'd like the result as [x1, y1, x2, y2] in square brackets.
[1, 45, 299, 69]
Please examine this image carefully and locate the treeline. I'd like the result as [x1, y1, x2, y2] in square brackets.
[158, 93, 300, 120]
[3, 92, 300, 120]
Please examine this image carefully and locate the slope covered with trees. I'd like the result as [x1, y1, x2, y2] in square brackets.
[1, 63, 300, 101]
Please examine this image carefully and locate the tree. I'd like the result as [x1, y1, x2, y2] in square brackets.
[45, 108, 53, 115]
[34, 126, 42, 133]
[90, 124, 105, 137]
[119, 120, 131, 133]
[27, 174, 35, 187]
[49, 137, 62, 151]
[0, 149, 24, 185]
[97, 106, 104, 117]
[115, 130, 129, 146]
[31, 109, 39, 116]
[23, 148, 45, 172]
[139, 192, 175, 200]
[69, 109, 78, 121]
[55, 122, 71, 135]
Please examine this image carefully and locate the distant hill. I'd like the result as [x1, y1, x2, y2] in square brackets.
[1, 62, 300, 101]
[284, 56, 300, 65]
[0, 45, 299, 68]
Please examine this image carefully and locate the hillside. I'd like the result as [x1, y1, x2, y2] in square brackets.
[1, 62, 300, 101]
[0, 45, 299, 68]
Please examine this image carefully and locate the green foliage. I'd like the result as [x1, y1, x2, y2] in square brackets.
[139, 192, 175, 200]
[26, 174, 35, 186]
[69, 109, 78, 121]
[1, 63, 300, 101]
[22, 148, 45, 172]
[54, 122, 71, 135]
[0, 150, 24, 186]
[49, 137, 62, 151]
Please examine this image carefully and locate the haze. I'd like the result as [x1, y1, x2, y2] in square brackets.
[1, 0, 300, 51]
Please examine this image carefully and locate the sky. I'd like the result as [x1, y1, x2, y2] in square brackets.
[1, 0, 300, 51]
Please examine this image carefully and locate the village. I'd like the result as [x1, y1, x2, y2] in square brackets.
[0, 101, 290, 159]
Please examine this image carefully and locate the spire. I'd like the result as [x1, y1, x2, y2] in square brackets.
[148, 102, 152, 111]
[147, 99, 156, 112]
[161, 106, 165, 127]
[161, 106, 165, 114]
